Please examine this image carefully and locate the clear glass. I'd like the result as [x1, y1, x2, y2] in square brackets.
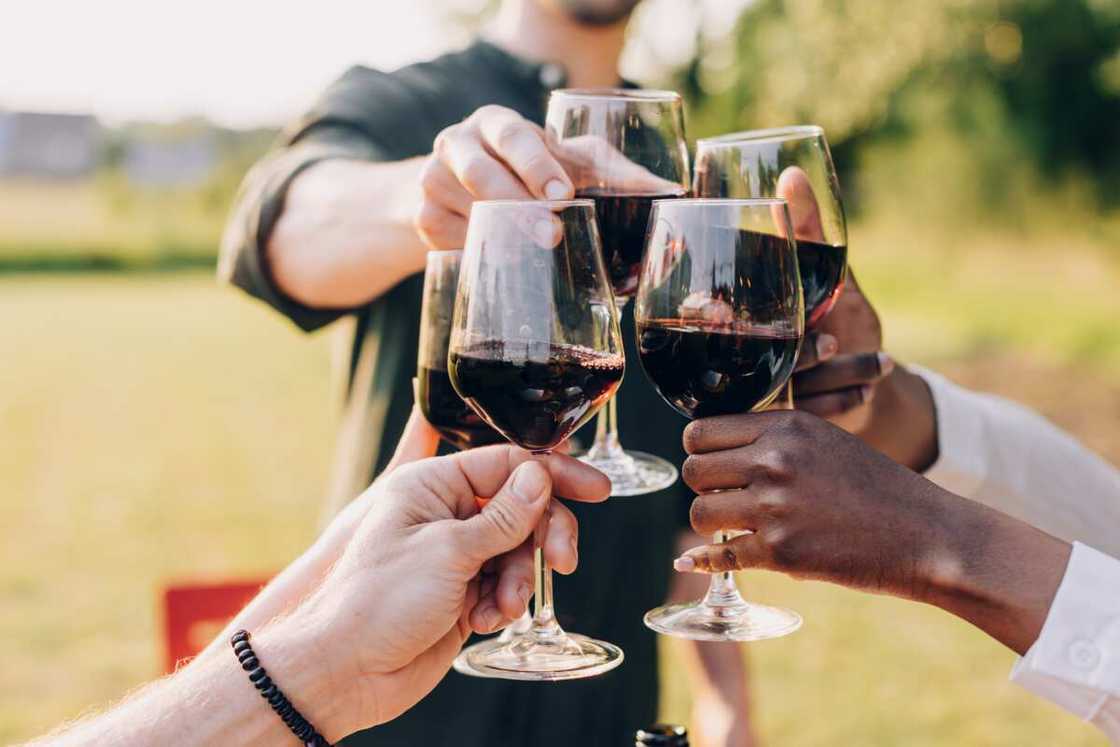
[694, 126, 849, 406]
[544, 88, 690, 496]
[636, 198, 805, 641]
[448, 199, 626, 679]
[412, 251, 529, 676]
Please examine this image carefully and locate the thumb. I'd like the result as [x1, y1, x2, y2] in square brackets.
[457, 461, 551, 563]
[383, 403, 442, 475]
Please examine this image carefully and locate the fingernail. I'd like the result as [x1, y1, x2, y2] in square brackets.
[816, 334, 838, 359]
[533, 219, 556, 247]
[544, 179, 570, 200]
[673, 555, 696, 573]
[877, 352, 895, 376]
[511, 462, 548, 504]
[860, 384, 873, 403]
[517, 583, 532, 607]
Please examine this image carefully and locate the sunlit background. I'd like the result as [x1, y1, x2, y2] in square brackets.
[2, 0, 1118, 744]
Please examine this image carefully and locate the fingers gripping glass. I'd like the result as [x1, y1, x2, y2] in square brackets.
[448, 199, 626, 679]
[636, 199, 805, 641]
[545, 88, 690, 496]
[694, 126, 848, 409]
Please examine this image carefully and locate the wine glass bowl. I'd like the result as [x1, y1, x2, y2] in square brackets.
[636, 198, 805, 642]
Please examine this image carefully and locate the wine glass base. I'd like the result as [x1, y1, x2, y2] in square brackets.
[644, 599, 802, 642]
[578, 449, 678, 497]
[457, 632, 624, 681]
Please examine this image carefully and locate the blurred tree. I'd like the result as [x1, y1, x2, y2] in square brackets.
[678, 0, 1120, 213]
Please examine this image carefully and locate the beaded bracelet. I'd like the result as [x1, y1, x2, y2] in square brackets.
[230, 630, 331, 747]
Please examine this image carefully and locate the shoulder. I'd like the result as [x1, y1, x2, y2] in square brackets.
[285, 45, 488, 148]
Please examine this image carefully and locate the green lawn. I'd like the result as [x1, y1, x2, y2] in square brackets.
[1, 220, 1116, 745]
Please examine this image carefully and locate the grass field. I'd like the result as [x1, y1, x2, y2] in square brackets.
[2, 219, 1118, 744]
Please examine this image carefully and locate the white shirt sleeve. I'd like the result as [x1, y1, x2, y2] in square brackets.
[913, 366, 1120, 558]
[1011, 543, 1120, 742]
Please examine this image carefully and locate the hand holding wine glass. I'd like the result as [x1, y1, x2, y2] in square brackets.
[636, 198, 805, 641]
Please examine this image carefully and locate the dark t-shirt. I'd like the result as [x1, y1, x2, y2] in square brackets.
[219, 40, 693, 746]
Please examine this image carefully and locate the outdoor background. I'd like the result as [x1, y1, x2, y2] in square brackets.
[2, 0, 1119, 744]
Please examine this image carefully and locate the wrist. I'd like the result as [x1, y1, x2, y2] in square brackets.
[863, 365, 938, 472]
[919, 495, 1071, 654]
[254, 611, 356, 742]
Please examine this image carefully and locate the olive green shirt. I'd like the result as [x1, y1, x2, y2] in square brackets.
[220, 40, 693, 747]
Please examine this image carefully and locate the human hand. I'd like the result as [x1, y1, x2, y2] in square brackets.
[415, 105, 574, 250]
[676, 410, 959, 597]
[261, 431, 609, 739]
[676, 409, 1071, 656]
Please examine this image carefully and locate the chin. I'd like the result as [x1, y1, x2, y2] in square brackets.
[553, 0, 642, 26]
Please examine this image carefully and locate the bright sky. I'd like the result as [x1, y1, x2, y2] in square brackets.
[0, 0, 463, 128]
[0, 0, 750, 129]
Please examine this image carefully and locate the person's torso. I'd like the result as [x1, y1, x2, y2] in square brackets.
[328, 41, 691, 747]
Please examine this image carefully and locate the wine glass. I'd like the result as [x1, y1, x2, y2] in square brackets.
[694, 126, 847, 407]
[448, 198, 626, 679]
[545, 88, 690, 496]
[414, 250, 532, 677]
[636, 198, 805, 641]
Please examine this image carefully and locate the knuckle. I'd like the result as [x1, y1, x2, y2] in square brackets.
[418, 157, 442, 192]
[459, 157, 491, 193]
[432, 126, 457, 156]
[763, 529, 799, 569]
[680, 457, 703, 488]
[681, 421, 706, 454]
[761, 445, 797, 478]
[483, 501, 522, 541]
[688, 497, 709, 531]
[493, 120, 528, 152]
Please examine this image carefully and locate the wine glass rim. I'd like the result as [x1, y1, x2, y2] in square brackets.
[651, 197, 788, 207]
[471, 198, 594, 209]
[698, 125, 825, 146]
[550, 87, 681, 102]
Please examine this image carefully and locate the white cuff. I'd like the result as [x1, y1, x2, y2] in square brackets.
[1011, 542, 1120, 734]
[910, 365, 988, 499]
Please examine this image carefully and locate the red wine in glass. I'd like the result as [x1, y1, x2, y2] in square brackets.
[795, 237, 847, 326]
[637, 319, 801, 419]
[449, 340, 624, 453]
[577, 188, 689, 299]
[416, 365, 505, 451]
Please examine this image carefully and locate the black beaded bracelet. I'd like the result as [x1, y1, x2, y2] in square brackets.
[230, 630, 331, 747]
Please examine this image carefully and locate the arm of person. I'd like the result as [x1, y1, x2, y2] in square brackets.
[668, 531, 756, 747]
[676, 410, 1120, 741]
[913, 365, 1120, 558]
[25, 416, 610, 746]
[220, 70, 574, 330]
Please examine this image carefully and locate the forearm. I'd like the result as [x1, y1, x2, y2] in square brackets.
[26, 624, 346, 747]
[919, 491, 1072, 655]
[267, 156, 428, 308]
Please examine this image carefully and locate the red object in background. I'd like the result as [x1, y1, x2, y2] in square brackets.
[162, 579, 269, 673]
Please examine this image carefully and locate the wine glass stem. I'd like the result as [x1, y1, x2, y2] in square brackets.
[586, 297, 630, 461]
[529, 455, 564, 638]
[702, 530, 747, 608]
